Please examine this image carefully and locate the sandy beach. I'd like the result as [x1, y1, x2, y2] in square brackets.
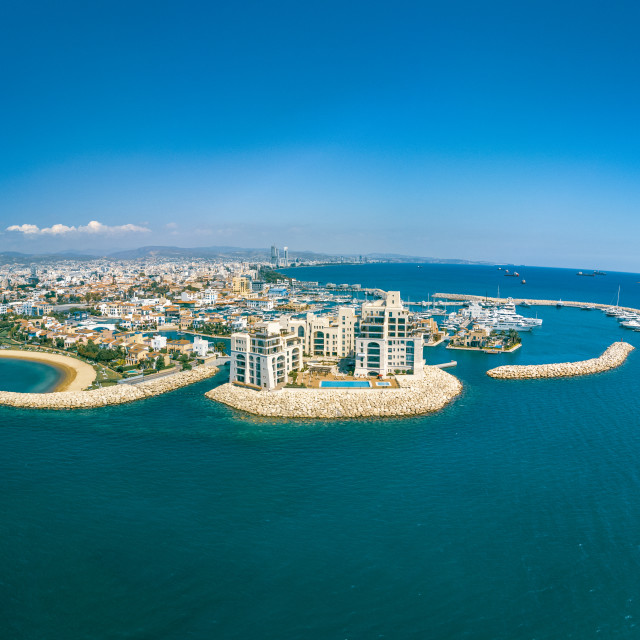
[0, 349, 96, 391]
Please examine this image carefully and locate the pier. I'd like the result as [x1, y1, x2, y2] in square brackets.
[433, 293, 640, 314]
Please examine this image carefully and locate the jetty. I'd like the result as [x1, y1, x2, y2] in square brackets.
[486, 342, 634, 380]
[434, 293, 640, 314]
[206, 366, 462, 419]
[0, 366, 217, 409]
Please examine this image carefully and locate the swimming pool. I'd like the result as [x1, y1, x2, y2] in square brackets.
[375, 381, 391, 387]
[319, 380, 372, 388]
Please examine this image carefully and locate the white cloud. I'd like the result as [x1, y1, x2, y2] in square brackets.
[42, 224, 76, 235]
[7, 224, 41, 234]
[6, 220, 150, 235]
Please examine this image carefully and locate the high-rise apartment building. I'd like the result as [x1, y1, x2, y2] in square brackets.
[354, 291, 424, 377]
[230, 322, 303, 390]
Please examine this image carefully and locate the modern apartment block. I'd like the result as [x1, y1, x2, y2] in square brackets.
[354, 291, 424, 377]
[230, 321, 303, 390]
[283, 307, 358, 358]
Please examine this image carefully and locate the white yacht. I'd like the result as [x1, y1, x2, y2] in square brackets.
[458, 300, 538, 332]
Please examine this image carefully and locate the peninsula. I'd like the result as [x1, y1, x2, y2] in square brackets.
[206, 367, 462, 418]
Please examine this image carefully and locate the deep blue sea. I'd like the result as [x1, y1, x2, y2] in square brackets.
[2, 264, 640, 639]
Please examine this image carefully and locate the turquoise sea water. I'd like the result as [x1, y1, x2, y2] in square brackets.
[0, 357, 64, 393]
[2, 264, 640, 639]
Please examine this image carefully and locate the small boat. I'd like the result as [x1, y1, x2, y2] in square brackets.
[520, 300, 531, 307]
[521, 279, 526, 284]
[580, 305, 593, 311]
[556, 300, 564, 308]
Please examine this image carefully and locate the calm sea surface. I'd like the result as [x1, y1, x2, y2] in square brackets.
[2, 264, 640, 639]
[0, 357, 64, 393]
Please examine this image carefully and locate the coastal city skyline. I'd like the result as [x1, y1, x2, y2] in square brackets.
[3, 4, 640, 638]
[2, 2, 640, 271]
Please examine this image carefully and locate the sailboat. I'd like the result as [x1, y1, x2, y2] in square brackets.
[605, 286, 622, 316]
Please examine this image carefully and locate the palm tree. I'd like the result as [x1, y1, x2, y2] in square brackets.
[507, 329, 520, 346]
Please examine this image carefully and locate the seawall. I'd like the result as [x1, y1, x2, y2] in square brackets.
[0, 366, 217, 409]
[433, 293, 640, 314]
[487, 342, 634, 380]
[205, 367, 462, 419]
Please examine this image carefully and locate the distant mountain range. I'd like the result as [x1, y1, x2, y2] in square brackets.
[0, 245, 490, 265]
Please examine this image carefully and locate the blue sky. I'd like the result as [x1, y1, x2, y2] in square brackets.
[1, 1, 639, 269]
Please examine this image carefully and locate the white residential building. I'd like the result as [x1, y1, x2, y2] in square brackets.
[230, 316, 248, 331]
[282, 307, 357, 358]
[246, 298, 274, 311]
[354, 291, 425, 377]
[193, 336, 209, 358]
[202, 289, 218, 305]
[150, 334, 167, 351]
[230, 321, 303, 390]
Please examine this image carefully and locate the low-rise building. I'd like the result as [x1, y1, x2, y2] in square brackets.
[150, 334, 167, 351]
[193, 336, 209, 358]
[246, 298, 274, 311]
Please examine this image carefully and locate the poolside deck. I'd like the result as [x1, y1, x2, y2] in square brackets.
[297, 371, 400, 389]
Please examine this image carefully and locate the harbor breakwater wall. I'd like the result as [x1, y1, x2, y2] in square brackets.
[0, 366, 218, 409]
[487, 342, 634, 380]
[433, 293, 640, 313]
[205, 367, 462, 418]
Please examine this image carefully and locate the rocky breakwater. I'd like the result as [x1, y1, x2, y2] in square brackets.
[205, 367, 462, 419]
[487, 342, 634, 380]
[0, 366, 218, 409]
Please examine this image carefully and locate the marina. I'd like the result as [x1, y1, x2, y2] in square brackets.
[3, 262, 640, 640]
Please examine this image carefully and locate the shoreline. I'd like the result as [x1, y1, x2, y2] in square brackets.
[0, 365, 218, 409]
[206, 367, 463, 419]
[0, 349, 96, 392]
